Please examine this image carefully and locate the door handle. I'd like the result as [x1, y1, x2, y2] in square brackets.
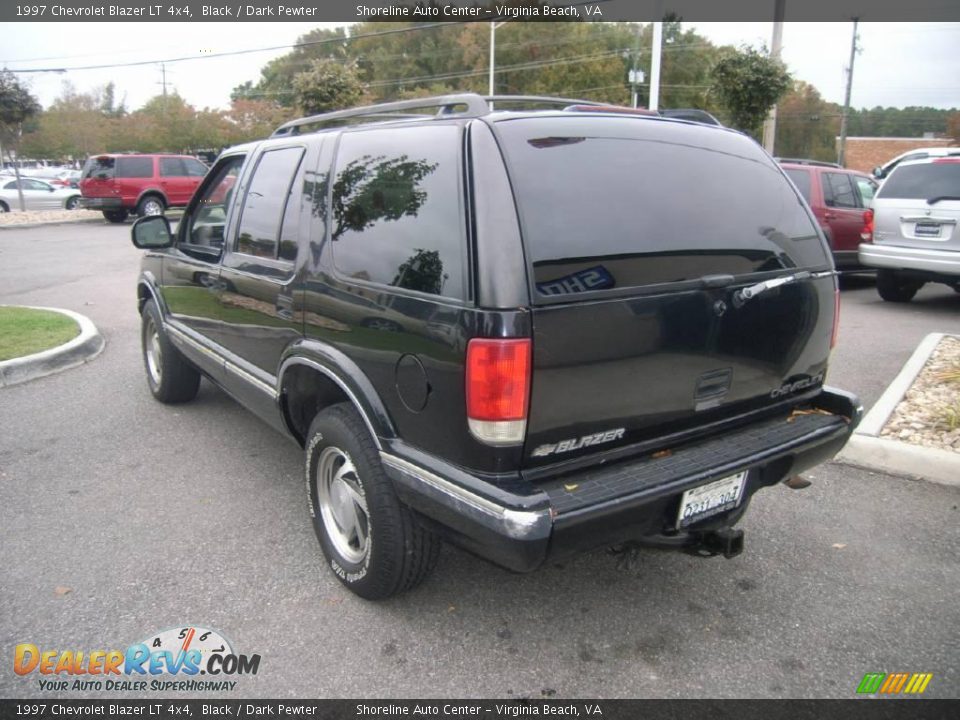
[824, 212, 836, 219]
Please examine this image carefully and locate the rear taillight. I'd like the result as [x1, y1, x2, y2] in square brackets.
[466, 338, 531, 446]
[861, 208, 874, 243]
[831, 288, 840, 350]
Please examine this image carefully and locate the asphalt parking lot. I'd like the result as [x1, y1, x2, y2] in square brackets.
[1, 222, 959, 699]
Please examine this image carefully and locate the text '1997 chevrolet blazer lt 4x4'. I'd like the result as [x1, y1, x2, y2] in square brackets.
[131, 95, 862, 600]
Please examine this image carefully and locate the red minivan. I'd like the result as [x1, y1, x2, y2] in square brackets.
[79, 154, 208, 223]
[779, 160, 878, 270]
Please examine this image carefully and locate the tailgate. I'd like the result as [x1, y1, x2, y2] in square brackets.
[492, 115, 836, 469]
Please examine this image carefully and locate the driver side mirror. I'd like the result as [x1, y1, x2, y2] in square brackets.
[872, 167, 884, 179]
[131, 215, 173, 249]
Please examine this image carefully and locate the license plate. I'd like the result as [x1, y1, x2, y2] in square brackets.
[676, 471, 747, 529]
[915, 222, 941, 237]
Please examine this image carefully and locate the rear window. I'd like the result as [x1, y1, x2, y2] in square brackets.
[116, 157, 154, 179]
[82, 157, 115, 180]
[878, 163, 960, 201]
[495, 117, 825, 298]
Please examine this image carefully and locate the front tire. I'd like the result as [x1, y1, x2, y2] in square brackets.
[141, 300, 200, 404]
[876, 269, 922, 303]
[306, 404, 440, 600]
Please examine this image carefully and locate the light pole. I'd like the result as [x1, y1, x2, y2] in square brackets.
[489, 20, 507, 99]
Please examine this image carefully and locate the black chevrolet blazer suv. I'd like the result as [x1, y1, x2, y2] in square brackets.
[131, 95, 862, 599]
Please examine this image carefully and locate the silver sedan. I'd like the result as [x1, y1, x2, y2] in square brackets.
[0, 177, 82, 212]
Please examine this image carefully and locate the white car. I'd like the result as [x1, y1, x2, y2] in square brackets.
[873, 146, 960, 180]
[0, 177, 82, 212]
[859, 157, 960, 302]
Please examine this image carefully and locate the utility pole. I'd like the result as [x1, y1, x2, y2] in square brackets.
[837, 18, 859, 167]
[762, 0, 786, 153]
[161, 62, 168, 99]
[629, 23, 644, 108]
[649, 21, 663, 111]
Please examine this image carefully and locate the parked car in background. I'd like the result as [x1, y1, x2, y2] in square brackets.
[51, 169, 82, 189]
[0, 177, 81, 212]
[873, 146, 960, 180]
[79, 153, 208, 223]
[859, 157, 960, 301]
[779, 159, 878, 271]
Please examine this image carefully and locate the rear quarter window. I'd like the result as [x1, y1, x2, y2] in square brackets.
[329, 124, 466, 301]
[116, 157, 154, 179]
[783, 168, 812, 203]
[495, 117, 826, 298]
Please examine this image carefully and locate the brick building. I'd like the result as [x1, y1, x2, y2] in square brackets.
[838, 136, 956, 174]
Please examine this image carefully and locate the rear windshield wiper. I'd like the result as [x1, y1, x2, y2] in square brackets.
[927, 196, 960, 205]
[733, 270, 835, 306]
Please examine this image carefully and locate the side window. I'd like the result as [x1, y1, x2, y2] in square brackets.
[185, 159, 208, 177]
[159, 158, 186, 177]
[854, 177, 877, 208]
[823, 172, 857, 208]
[116, 157, 154, 178]
[234, 146, 305, 261]
[330, 125, 465, 300]
[182, 155, 245, 252]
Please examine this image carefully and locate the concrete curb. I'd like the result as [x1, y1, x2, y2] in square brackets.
[0, 306, 105, 388]
[836, 331, 960, 487]
[0, 217, 105, 230]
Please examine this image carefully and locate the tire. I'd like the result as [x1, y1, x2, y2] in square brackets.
[103, 210, 128, 223]
[876, 269, 922, 303]
[306, 403, 440, 600]
[0, 200, 8, 213]
[141, 300, 200, 404]
[137, 195, 165, 217]
[65, 196, 80, 210]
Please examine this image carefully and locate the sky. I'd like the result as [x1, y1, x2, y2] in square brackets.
[1, 21, 957, 115]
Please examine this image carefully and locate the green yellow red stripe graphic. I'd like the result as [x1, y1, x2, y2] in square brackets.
[857, 672, 933, 695]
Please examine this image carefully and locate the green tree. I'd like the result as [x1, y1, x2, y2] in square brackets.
[292, 59, 365, 115]
[0, 70, 42, 210]
[711, 45, 791, 138]
[773, 81, 840, 161]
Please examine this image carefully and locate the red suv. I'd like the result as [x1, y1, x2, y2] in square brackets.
[778, 159, 878, 270]
[79, 154, 208, 223]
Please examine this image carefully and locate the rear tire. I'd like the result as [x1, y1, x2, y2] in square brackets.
[141, 300, 200, 404]
[306, 403, 440, 600]
[0, 201, 8, 213]
[137, 195, 165, 217]
[65, 196, 80, 210]
[876, 270, 922, 303]
[103, 210, 128, 223]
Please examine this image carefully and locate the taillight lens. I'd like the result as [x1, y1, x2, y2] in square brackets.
[831, 288, 840, 350]
[861, 208, 874, 242]
[466, 338, 531, 445]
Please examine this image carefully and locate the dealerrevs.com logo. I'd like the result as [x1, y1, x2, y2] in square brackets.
[14, 626, 261, 692]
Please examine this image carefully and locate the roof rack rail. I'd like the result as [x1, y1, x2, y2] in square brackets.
[775, 157, 842, 168]
[271, 94, 650, 138]
[484, 95, 604, 108]
[272, 93, 490, 137]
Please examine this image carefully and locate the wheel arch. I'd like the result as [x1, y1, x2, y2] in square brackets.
[137, 273, 166, 315]
[278, 344, 396, 449]
[136, 188, 168, 209]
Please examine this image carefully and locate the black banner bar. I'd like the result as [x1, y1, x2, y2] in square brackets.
[1, 0, 959, 23]
[2, 700, 960, 720]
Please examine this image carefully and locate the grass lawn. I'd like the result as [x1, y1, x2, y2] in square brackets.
[0, 307, 80, 362]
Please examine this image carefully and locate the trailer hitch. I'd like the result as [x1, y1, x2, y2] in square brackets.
[684, 527, 745, 559]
